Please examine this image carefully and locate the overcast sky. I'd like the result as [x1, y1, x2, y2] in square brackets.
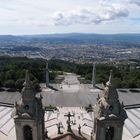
[0, 0, 140, 34]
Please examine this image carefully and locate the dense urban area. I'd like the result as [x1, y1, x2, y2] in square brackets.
[0, 33, 140, 64]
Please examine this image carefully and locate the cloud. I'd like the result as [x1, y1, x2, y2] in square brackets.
[53, 9, 100, 26]
[102, 0, 140, 6]
[53, 4, 129, 26]
[0, 0, 139, 34]
[0, 0, 135, 27]
[129, 0, 140, 6]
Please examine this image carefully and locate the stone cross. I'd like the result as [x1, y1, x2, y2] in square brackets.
[64, 112, 74, 122]
[64, 112, 74, 132]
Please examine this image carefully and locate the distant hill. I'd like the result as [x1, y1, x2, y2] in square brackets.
[0, 33, 140, 46]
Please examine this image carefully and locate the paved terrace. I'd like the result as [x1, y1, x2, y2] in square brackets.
[0, 74, 140, 107]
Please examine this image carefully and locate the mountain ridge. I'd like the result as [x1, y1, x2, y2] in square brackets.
[0, 33, 140, 45]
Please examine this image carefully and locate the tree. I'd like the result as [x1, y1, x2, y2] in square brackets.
[32, 79, 41, 92]
[4, 80, 15, 88]
[15, 79, 24, 90]
[0, 80, 3, 87]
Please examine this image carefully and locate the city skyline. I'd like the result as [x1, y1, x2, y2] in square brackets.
[0, 0, 140, 35]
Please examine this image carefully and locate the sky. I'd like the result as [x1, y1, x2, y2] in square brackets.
[0, 0, 140, 35]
